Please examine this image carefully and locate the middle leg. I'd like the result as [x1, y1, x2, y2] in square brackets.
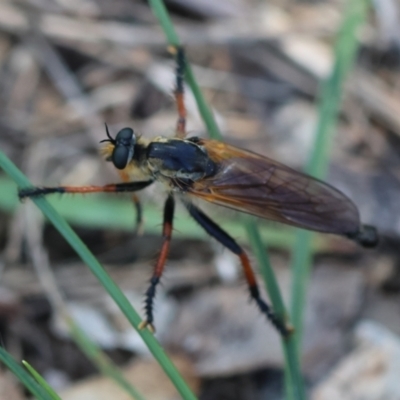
[131, 193, 143, 236]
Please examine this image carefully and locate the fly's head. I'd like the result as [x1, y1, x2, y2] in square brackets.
[101, 124, 137, 170]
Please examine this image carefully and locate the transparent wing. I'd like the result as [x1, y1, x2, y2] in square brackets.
[187, 140, 360, 235]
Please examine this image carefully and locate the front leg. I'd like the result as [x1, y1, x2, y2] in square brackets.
[19, 180, 154, 199]
[139, 194, 175, 333]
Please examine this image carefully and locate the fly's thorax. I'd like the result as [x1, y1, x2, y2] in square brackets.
[145, 138, 216, 182]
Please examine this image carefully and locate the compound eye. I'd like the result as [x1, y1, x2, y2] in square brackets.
[116, 128, 134, 142]
[112, 146, 130, 169]
[111, 127, 136, 170]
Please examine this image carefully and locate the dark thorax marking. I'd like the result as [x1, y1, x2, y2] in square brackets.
[146, 138, 216, 183]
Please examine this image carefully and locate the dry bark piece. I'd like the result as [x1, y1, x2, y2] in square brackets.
[165, 260, 364, 378]
[0, 370, 24, 400]
[59, 354, 199, 400]
[312, 320, 400, 400]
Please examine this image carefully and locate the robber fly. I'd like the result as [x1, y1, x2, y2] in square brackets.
[19, 47, 378, 337]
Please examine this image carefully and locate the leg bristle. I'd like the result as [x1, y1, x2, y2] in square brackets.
[250, 287, 291, 337]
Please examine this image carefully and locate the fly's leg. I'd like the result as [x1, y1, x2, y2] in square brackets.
[185, 201, 292, 337]
[169, 45, 186, 138]
[117, 173, 144, 236]
[19, 181, 154, 199]
[20, 182, 151, 237]
[139, 194, 175, 333]
[131, 193, 144, 236]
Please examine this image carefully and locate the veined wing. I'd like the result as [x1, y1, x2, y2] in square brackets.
[187, 140, 360, 235]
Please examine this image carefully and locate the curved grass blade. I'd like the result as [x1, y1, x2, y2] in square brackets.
[147, 1, 305, 399]
[148, 0, 222, 141]
[0, 347, 54, 400]
[0, 150, 197, 400]
[290, 0, 370, 349]
[23, 361, 61, 400]
[66, 318, 146, 400]
[0, 176, 331, 252]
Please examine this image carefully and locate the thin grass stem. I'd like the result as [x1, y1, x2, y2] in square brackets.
[0, 347, 54, 400]
[23, 361, 62, 400]
[0, 150, 197, 400]
[147, 1, 305, 398]
[290, 0, 370, 353]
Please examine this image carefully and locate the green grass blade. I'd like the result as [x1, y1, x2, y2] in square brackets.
[185, 64, 222, 140]
[66, 318, 146, 400]
[0, 347, 54, 400]
[244, 219, 286, 318]
[1, 176, 332, 252]
[245, 219, 305, 400]
[23, 361, 62, 400]
[290, 0, 370, 349]
[148, 0, 180, 46]
[148, 0, 222, 140]
[0, 151, 197, 400]
[24, 303, 145, 399]
[147, 1, 305, 398]
[1, 188, 149, 400]
[290, 231, 313, 348]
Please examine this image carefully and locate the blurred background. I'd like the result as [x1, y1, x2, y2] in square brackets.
[0, 0, 400, 399]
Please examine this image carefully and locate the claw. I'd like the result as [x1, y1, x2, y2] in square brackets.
[138, 320, 155, 333]
[167, 44, 179, 55]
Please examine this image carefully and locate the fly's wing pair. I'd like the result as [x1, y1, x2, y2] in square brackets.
[187, 140, 361, 236]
